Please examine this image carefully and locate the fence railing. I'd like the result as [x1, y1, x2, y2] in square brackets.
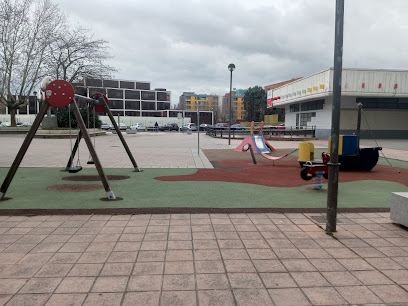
[206, 126, 316, 139]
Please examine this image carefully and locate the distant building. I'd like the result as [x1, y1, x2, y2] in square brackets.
[74, 77, 171, 117]
[269, 68, 408, 138]
[222, 89, 246, 122]
[6, 78, 215, 126]
[178, 92, 219, 111]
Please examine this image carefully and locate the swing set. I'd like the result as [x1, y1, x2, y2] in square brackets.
[0, 78, 140, 201]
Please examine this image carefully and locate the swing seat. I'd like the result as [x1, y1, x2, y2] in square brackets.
[87, 159, 95, 165]
[69, 166, 82, 173]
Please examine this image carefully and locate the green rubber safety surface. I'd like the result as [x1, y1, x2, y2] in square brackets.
[1, 167, 407, 210]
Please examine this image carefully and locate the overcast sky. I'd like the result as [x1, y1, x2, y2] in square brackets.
[58, 0, 408, 105]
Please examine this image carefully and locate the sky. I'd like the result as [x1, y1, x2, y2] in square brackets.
[58, 0, 408, 106]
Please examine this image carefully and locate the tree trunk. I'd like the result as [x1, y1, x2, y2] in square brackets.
[9, 108, 17, 127]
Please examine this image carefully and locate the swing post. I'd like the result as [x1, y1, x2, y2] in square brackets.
[1, 102, 50, 200]
[70, 100, 115, 199]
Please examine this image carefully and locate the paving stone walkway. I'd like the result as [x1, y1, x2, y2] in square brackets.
[0, 212, 407, 305]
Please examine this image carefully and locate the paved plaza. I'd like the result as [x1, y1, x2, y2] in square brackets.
[1, 133, 408, 305]
[0, 132, 407, 169]
[0, 212, 408, 305]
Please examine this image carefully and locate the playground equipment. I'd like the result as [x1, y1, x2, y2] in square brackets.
[299, 135, 381, 181]
[235, 121, 297, 164]
[0, 79, 139, 201]
[235, 121, 275, 154]
[300, 152, 330, 181]
[65, 91, 140, 173]
[299, 103, 383, 182]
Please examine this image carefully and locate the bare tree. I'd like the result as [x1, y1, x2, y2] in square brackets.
[47, 27, 116, 83]
[0, 0, 63, 126]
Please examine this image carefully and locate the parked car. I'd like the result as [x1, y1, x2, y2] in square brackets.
[109, 123, 127, 131]
[277, 124, 285, 129]
[101, 123, 110, 130]
[230, 124, 245, 130]
[162, 123, 179, 131]
[1, 121, 11, 127]
[130, 123, 145, 131]
[181, 123, 197, 131]
[213, 123, 229, 129]
[199, 123, 211, 131]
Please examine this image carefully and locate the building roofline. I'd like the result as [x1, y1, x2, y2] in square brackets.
[271, 67, 408, 92]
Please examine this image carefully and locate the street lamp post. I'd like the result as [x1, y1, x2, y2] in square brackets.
[228, 63, 235, 145]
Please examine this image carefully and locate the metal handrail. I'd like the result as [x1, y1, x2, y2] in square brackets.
[206, 126, 316, 139]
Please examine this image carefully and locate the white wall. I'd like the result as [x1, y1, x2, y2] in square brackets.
[0, 114, 191, 127]
[341, 109, 408, 130]
[272, 68, 408, 109]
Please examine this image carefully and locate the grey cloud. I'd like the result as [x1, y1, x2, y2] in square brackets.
[58, 0, 408, 104]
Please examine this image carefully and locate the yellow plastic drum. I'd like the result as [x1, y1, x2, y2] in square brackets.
[298, 142, 314, 164]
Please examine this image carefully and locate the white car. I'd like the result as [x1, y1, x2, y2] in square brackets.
[101, 123, 110, 130]
[181, 123, 197, 131]
[109, 123, 127, 131]
[1, 121, 11, 127]
[130, 123, 145, 131]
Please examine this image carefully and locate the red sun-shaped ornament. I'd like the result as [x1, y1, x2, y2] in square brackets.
[45, 80, 75, 108]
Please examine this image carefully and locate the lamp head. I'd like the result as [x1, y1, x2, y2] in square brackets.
[228, 63, 235, 72]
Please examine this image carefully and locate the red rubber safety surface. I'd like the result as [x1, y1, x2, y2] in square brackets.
[45, 80, 75, 108]
[155, 157, 408, 188]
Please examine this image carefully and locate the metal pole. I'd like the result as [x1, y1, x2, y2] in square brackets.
[356, 102, 363, 148]
[0, 102, 49, 200]
[326, 0, 345, 233]
[197, 100, 200, 155]
[228, 70, 233, 145]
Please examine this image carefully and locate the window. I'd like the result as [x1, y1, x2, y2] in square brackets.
[120, 81, 135, 89]
[356, 97, 408, 109]
[299, 112, 316, 126]
[141, 91, 155, 100]
[108, 89, 123, 99]
[301, 99, 324, 111]
[157, 102, 170, 110]
[75, 86, 87, 96]
[142, 101, 155, 110]
[125, 111, 140, 116]
[142, 111, 161, 117]
[125, 101, 140, 110]
[125, 90, 140, 99]
[103, 79, 119, 88]
[28, 97, 37, 114]
[111, 111, 124, 116]
[136, 82, 150, 90]
[290, 104, 300, 112]
[85, 78, 102, 87]
[157, 92, 167, 101]
[110, 100, 123, 109]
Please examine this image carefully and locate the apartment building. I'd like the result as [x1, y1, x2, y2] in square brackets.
[178, 92, 219, 111]
[222, 89, 246, 121]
